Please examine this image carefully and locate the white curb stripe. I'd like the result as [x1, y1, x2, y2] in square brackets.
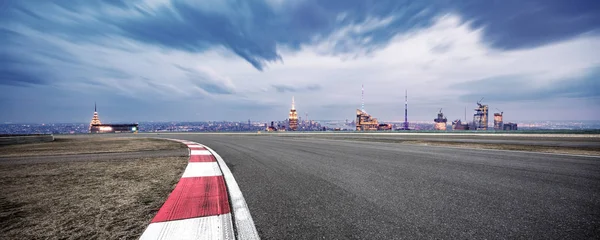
[191, 150, 212, 155]
[186, 144, 205, 148]
[181, 162, 223, 178]
[204, 145, 261, 240]
[140, 214, 234, 240]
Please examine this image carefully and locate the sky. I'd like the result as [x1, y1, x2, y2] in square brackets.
[1, 0, 600, 123]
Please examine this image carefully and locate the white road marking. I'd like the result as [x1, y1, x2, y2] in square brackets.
[181, 162, 222, 178]
[205, 145, 260, 240]
[139, 214, 234, 240]
[191, 150, 212, 155]
[186, 144, 204, 148]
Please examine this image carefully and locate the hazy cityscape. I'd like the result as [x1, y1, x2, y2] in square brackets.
[1, 120, 599, 135]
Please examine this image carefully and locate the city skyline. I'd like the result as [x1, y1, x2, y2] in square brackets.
[2, 1, 600, 123]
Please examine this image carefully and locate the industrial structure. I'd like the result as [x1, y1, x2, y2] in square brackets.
[288, 96, 298, 131]
[452, 119, 470, 130]
[434, 108, 447, 130]
[472, 98, 489, 130]
[494, 109, 503, 130]
[452, 107, 470, 130]
[89, 103, 138, 133]
[356, 85, 380, 131]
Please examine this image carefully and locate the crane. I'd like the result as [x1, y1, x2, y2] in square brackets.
[496, 108, 503, 115]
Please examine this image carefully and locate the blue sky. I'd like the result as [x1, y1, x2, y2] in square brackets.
[1, 0, 599, 123]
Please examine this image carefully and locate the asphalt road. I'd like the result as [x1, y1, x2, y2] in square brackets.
[154, 134, 600, 239]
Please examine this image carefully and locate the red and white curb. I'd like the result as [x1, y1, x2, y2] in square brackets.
[140, 139, 259, 240]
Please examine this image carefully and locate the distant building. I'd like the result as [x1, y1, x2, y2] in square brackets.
[452, 119, 470, 130]
[473, 99, 488, 130]
[289, 97, 298, 131]
[503, 122, 518, 131]
[377, 123, 393, 131]
[266, 121, 277, 132]
[434, 109, 447, 130]
[89, 103, 138, 133]
[494, 112, 504, 130]
[356, 84, 380, 131]
[356, 109, 379, 131]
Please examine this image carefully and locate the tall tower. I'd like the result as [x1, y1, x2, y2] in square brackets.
[90, 102, 102, 132]
[361, 84, 365, 112]
[288, 96, 298, 131]
[403, 89, 409, 130]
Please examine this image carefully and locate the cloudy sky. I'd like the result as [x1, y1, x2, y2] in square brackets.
[1, 0, 599, 123]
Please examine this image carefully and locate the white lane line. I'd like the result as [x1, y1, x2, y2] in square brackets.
[140, 214, 234, 240]
[187, 144, 205, 148]
[204, 145, 260, 240]
[181, 162, 223, 178]
[191, 150, 212, 155]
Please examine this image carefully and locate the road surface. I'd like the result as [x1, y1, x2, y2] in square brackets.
[152, 134, 600, 239]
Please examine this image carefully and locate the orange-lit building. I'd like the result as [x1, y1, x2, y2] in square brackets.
[494, 112, 503, 130]
[356, 109, 379, 131]
[289, 97, 298, 131]
[434, 109, 447, 130]
[89, 103, 138, 133]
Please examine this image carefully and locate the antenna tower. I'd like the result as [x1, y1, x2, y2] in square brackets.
[361, 84, 364, 112]
[403, 89, 409, 130]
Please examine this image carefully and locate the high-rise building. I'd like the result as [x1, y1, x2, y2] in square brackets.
[494, 112, 503, 130]
[288, 96, 298, 131]
[473, 98, 488, 130]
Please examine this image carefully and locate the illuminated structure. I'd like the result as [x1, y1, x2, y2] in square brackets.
[89, 103, 138, 133]
[494, 110, 503, 130]
[472, 98, 488, 130]
[355, 85, 379, 131]
[90, 102, 101, 126]
[288, 96, 298, 131]
[434, 108, 447, 130]
[356, 109, 379, 131]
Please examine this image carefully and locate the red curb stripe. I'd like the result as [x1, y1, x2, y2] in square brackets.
[151, 176, 230, 223]
[189, 155, 217, 162]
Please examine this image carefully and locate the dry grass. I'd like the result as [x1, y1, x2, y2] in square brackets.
[0, 137, 184, 157]
[0, 137, 189, 239]
[0, 156, 188, 240]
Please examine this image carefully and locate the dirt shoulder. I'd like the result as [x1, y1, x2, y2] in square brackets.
[0, 137, 188, 240]
[0, 137, 184, 157]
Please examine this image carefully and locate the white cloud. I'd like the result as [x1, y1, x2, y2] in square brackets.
[11, 13, 600, 121]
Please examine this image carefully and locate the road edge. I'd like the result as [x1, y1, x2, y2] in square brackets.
[204, 144, 260, 240]
[139, 138, 259, 239]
